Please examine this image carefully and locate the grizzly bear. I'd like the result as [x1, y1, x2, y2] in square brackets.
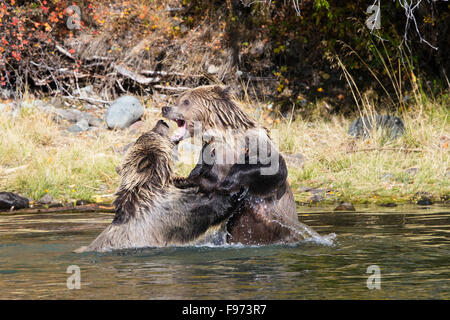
[75, 120, 245, 253]
[162, 85, 301, 245]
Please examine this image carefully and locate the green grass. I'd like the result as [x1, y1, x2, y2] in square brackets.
[0, 94, 448, 206]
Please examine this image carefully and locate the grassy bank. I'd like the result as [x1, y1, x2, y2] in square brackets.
[0, 96, 448, 207]
[274, 96, 449, 205]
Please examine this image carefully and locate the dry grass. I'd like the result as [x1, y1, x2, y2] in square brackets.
[0, 103, 159, 203]
[273, 97, 449, 204]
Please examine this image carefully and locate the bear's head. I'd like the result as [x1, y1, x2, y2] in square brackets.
[162, 85, 256, 143]
[116, 120, 174, 192]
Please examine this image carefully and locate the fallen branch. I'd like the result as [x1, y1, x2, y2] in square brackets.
[112, 63, 161, 84]
[140, 70, 203, 78]
[153, 84, 191, 91]
[62, 95, 112, 105]
[55, 44, 76, 60]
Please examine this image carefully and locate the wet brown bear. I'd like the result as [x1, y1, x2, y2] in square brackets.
[162, 85, 301, 245]
[75, 120, 245, 253]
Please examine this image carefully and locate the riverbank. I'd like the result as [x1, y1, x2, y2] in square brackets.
[0, 95, 448, 208]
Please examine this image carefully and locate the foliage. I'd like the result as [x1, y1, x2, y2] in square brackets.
[0, 0, 448, 114]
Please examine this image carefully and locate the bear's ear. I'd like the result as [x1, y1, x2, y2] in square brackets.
[213, 85, 231, 97]
[136, 153, 156, 173]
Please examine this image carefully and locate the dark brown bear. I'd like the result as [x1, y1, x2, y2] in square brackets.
[162, 85, 301, 245]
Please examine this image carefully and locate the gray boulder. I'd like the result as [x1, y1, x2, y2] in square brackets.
[68, 119, 90, 133]
[0, 192, 29, 211]
[348, 115, 405, 139]
[105, 96, 144, 129]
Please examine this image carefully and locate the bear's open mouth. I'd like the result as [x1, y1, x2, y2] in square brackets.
[171, 118, 187, 143]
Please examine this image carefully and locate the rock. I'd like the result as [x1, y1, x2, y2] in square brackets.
[404, 167, 419, 176]
[299, 99, 308, 107]
[87, 126, 99, 132]
[0, 102, 16, 114]
[207, 64, 220, 74]
[297, 186, 313, 193]
[68, 119, 89, 132]
[105, 95, 144, 129]
[309, 194, 324, 203]
[48, 97, 65, 109]
[379, 202, 397, 207]
[85, 116, 103, 127]
[73, 85, 100, 100]
[381, 172, 395, 181]
[415, 192, 433, 206]
[334, 202, 356, 211]
[38, 193, 53, 205]
[249, 40, 266, 56]
[76, 118, 90, 131]
[20, 100, 44, 110]
[284, 152, 306, 169]
[0, 88, 12, 99]
[348, 115, 405, 139]
[68, 124, 83, 133]
[417, 198, 433, 206]
[54, 108, 83, 122]
[128, 120, 144, 133]
[0, 192, 29, 211]
[0, 103, 9, 112]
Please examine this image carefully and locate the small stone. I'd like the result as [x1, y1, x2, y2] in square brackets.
[87, 126, 99, 132]
[128, 120, 144, 133]
[334, 202, 356, 211]
[76, 119, 90, 131]
[379, 202, 398, 207]
[284, 153, 306, 169]
[297, 186, 312, 193]
[54, 108, 82, 122]
[446, 169, 450, 178]
[309, 194, 324, 203]
[207, 64, 220, 74]
[68, 119, 89, 133]
[381, 172, 394, 181]
[68, 124, 83, 133]
[249, 40, 265, 56]
[404, 167, 419, 176]
[87, 117, 103, 127]
[38, 193, 53, 205]
[414, 192, 433, 206]
[417, 198, 433, 206]
[299, 99, 308, 107]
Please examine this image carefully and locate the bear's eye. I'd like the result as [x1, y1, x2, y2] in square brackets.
[183, 99, 189, 106]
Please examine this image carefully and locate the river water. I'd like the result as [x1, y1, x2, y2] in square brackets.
[0, 206, 449, 299]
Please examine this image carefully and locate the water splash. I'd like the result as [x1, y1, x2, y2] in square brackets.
[253, 196, 336, 246]
[195, 196, 337, 248]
